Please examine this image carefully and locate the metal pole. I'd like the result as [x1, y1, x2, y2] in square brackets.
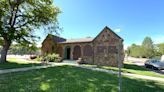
[118, 43, 122, 92]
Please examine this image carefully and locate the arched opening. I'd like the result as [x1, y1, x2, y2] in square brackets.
[64, 46, 71, 59]
[73, 45, 81, 60]
[83, 45, 93, 56]
[57, 46, 63, 57]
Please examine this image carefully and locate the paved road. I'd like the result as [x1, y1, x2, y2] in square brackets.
[125, 56, 164, 74]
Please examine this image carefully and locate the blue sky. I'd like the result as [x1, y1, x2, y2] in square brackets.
[38, 0, 164, 48]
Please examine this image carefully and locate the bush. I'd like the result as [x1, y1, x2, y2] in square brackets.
[44, 53, 61, 62]
[35, 56, 43, 61]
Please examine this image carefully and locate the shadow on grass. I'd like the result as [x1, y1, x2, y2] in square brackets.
[0, 66, 163, 92]
[123, 63, 148, 71]
[0, 61, 41, 70]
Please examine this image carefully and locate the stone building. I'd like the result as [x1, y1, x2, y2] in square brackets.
[41, 26, 124, 66]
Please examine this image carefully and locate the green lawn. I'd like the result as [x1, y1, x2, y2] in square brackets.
[0, 65, 163, 92]
[0, 58, 41, 70]
[100, 62, 164, 78]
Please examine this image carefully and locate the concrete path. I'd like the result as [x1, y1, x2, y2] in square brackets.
[0, 62, 164, 82]
[77, 65, 164, 82]
[123, 73, 164, 82]
[0, 65, 52, 74]
[0, 62, 77, 74]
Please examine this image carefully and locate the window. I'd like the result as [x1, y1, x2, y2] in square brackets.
[97, 46, 106, 53]
[108, 46, 117, 53]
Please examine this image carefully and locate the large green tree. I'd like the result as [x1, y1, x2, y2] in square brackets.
[0, 0, 60, 62]
[142, 37, 154, 58]
[128, 44, 143, 58]
[157, 43, 164, 55]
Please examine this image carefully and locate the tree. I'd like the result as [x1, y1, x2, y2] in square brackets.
[8, 43, 40, 55]
[158, 43, 164, 55]
[155, 43, 164, 55]
[142, 37, 154, 58]
[0, 0, 60, 62]
[128, 44, 143, 58]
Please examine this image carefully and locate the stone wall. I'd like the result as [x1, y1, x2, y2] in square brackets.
[41, 36, 57, 55]
[93, 28, 124, 67]
[41, 34, 65, 55]
[41, 27, 124, 67]
[60, 42, 94, 64]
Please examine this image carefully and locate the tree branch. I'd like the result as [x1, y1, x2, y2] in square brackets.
[8, 0, 14, 26]
[11, 5, 19, 27]
[15, 16, 36, 29]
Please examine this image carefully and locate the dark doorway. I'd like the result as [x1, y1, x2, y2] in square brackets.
[66, 48, 71, 59]
[64, 46, 71, 59]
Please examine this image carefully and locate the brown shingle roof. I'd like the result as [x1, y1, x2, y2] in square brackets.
[59, 37, 94, 44]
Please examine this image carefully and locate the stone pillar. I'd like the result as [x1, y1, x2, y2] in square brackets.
[81, 45, 83, 58]
[70, 45, 74, 60]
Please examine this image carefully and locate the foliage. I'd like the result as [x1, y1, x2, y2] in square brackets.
[157, 43, 164, 55]
[0, 38, 3, 45]
[127, 44, 144, 58]
[126, 37, 164, 58]
[141, 37, 154, 58]
[8, 43, 40, 55]
[0, 0, 60, 62]
[35, 56, 43, 61]
[0, 58, 41, 69]
[0, 0, 60, 41]
[44, 53, 61, 62]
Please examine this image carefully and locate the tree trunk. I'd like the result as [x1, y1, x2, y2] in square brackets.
[0, 39, 11, 63]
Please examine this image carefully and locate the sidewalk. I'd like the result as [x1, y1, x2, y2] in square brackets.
[0, 62, 77, 74]
[0, 62, 164, 82]
[77, 65, 164, 82]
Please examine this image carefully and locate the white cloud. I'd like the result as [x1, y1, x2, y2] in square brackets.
[114, 28, 121, 33]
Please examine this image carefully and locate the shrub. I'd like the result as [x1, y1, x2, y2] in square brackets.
[44, 53, 61, 62]
[35, 56, 43, 61]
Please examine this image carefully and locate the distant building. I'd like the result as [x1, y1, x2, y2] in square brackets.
[41, 26, 124, 66]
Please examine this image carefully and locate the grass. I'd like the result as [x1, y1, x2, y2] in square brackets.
[1, 58, 163, 79]
[0, 65, 163, 92]
[0, 58, 41, 70]
[100, 62, 164, 78]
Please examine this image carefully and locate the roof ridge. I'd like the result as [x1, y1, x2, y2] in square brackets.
[48, 34, 66, 40]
